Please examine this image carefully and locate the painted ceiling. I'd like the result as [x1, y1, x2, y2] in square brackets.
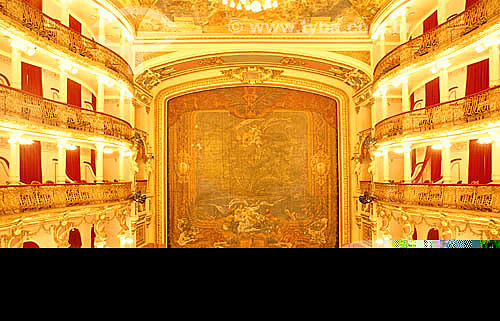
[112, 0, 387, 34]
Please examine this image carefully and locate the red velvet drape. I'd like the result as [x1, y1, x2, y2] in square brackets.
[20, 141, 42, 184]
[411, 149, 417, 175]
[423, 11, 439, 33]
[412, 227, 418, 240]
[68, 228, 82, 248]
[67, 79, 82, 107]
[425, 78, 441, 107]
[21, 62, 43, 97]
[23, 241, 40, 248]
[466, 59, 489, 96]
[466, 0, 481, 10]
[413, 146, 432, 183]
[66, 146, 81, 182]
[91, 94, 97, 112]
[91, 225, 96, 249]
[410, 93, 416, 111]
[469, 139, 492, 184]
[431, 149, 443, 183]
[23, 0, 42, 10]
[91, 149, 96, 175]
[69, 15, 82, 34]
[427, 228, 439, 240]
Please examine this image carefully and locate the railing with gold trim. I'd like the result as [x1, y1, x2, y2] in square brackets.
[0, 0, 133, 85]
[374, 85, 500, 142]
[0, 182, 132, 216]
[374, 182, 500, 213]
[373, 0, 496, 83]
[136, 180, 148, 194]
[360, 181, 372, 194]
[0, 84, 133, 142]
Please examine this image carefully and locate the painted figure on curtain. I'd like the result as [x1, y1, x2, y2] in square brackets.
[167, 87, 339, 248]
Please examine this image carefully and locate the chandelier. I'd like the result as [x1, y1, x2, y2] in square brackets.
[222, 0, 279, 12]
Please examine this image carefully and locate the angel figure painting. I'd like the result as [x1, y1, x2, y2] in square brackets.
[167, 87, 339, 248]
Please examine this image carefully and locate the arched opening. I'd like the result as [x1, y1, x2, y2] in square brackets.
[23, 241, 40, 248]
[427, 228, 439, 240]
[68, 228, 82, 248]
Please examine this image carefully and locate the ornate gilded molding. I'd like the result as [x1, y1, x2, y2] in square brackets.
[221, 66, 284, 85]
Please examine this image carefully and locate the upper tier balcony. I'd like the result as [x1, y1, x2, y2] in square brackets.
[0, 182, 132, 216]
[0, 84, 133, 144]
[0, 0, 133, 87]
[374, 85, 500, 143]
[373, 0, 499, 85]
[374, 182, 500, 214]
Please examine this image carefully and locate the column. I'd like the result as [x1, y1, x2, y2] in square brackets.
[98, 13, 106, 45]
[492, 141, 500, 183]
[442, 144, 451, 183]
[119, 89, 126, 121]
[438, 0, 447, 24]
[11, 47, 21, 90]
[379, 32, 386, 60]
[56, 144, 66, 184]
[383, 150, 390, 182]
[59, 72, 67, 103]
[403, 149, 412, 183]
[371, 99, 378, 129]
[129, 99, 135, 128]
[96, 145, 104, 183]
[490, 45, 500, 87]
[8, 139, 20, 185]
[97, 79, 105, 113]
[118, 151, 126, 182]
[439, 69, 449, 104]
[402, 79, 410, 112]
[60, 0, 69, 26]
[381, 93, 388, 120]
[400, 11, 408, 43]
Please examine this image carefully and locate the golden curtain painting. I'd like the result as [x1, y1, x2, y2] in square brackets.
[167, 87, 339, 248]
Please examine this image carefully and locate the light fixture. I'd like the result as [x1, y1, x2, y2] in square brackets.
[9, 39, 37, 56]
[431, 144, 443, 150]
[478, 137, 493, 144]
[9, 137, 34, 145]
[103, 148, 114, 154]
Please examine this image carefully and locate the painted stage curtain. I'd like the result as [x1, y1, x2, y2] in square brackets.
[67, 79, 82, 108]
[66, 146, 81, 182]
[423, 11, 439, 33]
[68, 228, 82, 248]
[425, 77, 441, 107]
[466, 59, 489, 96]
[20, 141, 42, 184]
[427, 228, 439, 240]
[466, 0, 481, 10]
[23, 0, 42, 10]
[469, 139, 492, 184]
[69, 15, 82, 34]
[21, 62, 43, 97]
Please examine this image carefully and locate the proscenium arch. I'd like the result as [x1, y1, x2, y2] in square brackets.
[152, 75, 354, 247]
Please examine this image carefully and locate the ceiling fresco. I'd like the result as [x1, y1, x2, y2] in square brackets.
[112, 0, 388, 34]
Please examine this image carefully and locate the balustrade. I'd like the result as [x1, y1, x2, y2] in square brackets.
[0, 182, 132, 216]
[0, 84, 133, 142]
[374, 182, 500, 213]
[374, 0, 498, 83]
[374, 85, 500, 142]
[0, 0, 133, 85]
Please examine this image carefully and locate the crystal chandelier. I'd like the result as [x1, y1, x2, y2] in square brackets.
[222, 0, 279, 12]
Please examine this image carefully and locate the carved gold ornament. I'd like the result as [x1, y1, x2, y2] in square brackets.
[221, 66, 284, 85]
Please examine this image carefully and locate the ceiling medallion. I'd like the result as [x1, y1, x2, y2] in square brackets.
[221, 0, 278, 12]
[221, 66, 284, 85]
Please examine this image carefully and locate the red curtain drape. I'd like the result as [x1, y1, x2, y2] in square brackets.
[23, 0, 42, 10]
[68, 228, 82, 248]
[67, 79, 82, 108]
[91, 149, 96, 175]
[91, 94, 97, 112]
[21, 62, 43, 97]
[423, 11, 439, 33]
[466, 0, 481, 10]
[20, 141, 42, 184]
[466, 59, 490, 96]
[410, 93, 416, 111]
[69, 15, 82, 34]
[413, 146, 432, 183]
[425, 78, 441, 107]
[427, 228, 439, 240]
[411, 149, 417, 176]
[91, 225, 96, 249]
[412, 227, 418, 240]
[431, 149, 442, 183]
[469, 139, 492, 184]
[66, 146, 81, 182]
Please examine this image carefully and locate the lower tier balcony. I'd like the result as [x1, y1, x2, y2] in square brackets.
[0, 182, 132, 216]
[373, 182, 500, 214]
[374, 86, 500, 144]
[0, 84, 133, 145]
